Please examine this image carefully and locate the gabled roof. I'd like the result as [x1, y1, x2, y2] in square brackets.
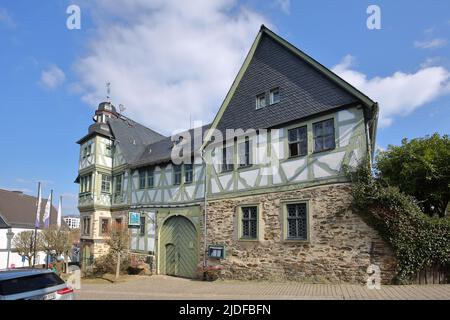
[131, 124, 211, 168]
[0, 189, 59, 229]
[204, 25, 378, 149]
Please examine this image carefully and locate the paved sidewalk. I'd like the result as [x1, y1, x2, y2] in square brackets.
[75, 275, 450, 300]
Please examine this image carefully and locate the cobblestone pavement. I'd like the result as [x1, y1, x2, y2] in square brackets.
[75, 275, 450, 300]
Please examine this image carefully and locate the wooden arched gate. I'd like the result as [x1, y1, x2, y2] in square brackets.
[159, 215, 198, 278]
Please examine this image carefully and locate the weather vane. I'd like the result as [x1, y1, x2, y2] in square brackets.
[106, 82, 111, 102]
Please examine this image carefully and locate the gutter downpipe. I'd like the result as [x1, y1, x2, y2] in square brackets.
[201, 148, 208, 279]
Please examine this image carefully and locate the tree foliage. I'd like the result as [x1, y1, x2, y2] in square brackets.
[376, 133, 450, 217]
[349, 160, 450, 283]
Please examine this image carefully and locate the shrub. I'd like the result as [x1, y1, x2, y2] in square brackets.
[93, 252, 130, 276]
[348, 161, 450, 283]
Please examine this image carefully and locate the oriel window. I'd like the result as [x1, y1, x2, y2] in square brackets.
[101, 175, 111, 193]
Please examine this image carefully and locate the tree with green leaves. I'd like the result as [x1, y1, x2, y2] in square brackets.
[376, 133, 450, 217]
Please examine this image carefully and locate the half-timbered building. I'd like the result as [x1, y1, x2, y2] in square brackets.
[76, 26, 395, 283]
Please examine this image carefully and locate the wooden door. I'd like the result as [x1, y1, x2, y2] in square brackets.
[160, 216, 198, 278]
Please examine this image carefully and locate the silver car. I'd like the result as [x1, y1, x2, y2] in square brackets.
[0, 269, 75, 300]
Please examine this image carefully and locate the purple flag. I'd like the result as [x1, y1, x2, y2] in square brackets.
[35, 183, 42, 228]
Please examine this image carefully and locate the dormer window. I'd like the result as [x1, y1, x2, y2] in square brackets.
[255, 93, 266, 109]
[270, 87, 280, 104]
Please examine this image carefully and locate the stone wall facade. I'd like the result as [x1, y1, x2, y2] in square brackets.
[203, 183, 396, 284]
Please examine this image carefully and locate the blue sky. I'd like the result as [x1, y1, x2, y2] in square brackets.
[0, 0, 449, 215]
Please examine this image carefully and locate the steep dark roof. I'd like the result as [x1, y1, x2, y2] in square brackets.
[205, 25, 378, 155]
[0, 189, 60, 229]
[108, 116, 167, 164]
[131, 124, 211, 168]
[77, 122, 113, 144]
[215, 32, 360, 132]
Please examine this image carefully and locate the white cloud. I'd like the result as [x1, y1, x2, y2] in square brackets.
[40, 65, 66, 89]
[332, 55, 450, 127]
[420, 57, 444, 68]
[274, 0, 290, 14]
[0, 7, 16, 28]
[414, 38, 447, 49]
[74, 0, 269, 134]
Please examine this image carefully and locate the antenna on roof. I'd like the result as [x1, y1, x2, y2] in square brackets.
[189, 114, 192, 130]
[106, 82, 111, 102]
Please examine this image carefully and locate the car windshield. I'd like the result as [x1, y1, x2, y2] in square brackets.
[0, 273, 65, 296]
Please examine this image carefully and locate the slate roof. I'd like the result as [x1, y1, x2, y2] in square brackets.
[77, 123, 113, 144]
[108, 116, 167, 164]
[215, 31, 362, 133]
[77, 26, 378, 169]
[0, 189, 60, 229]
[131, 124, 211, 168]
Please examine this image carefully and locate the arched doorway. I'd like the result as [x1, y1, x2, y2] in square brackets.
[159, 215, 198, 278]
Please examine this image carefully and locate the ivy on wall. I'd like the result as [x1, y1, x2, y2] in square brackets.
[347, 161, 450, 284]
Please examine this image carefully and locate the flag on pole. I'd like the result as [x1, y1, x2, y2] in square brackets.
[35, 182, 42, 228]
[57, 196, 62, 228]
[43, 190, 53, 228]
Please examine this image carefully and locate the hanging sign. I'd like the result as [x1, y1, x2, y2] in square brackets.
[128, 212, 140, 228]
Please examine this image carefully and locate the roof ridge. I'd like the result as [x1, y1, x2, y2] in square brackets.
[112, 115, 167, 140]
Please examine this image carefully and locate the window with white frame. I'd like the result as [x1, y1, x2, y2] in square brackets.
[114, 174, 123, 195]
[147, 169, 154, 188]
[173, 165, 182, 185]
[238, 137, 251, 168]
[222, 144, 234, 172]
[80, 174, 92, 193]
[139, 170, 146, 189]
[82, 216, 91, 236]
[101, 174, 111, 193]
[313, 118, 335, 152]
[255, 93, 266, 109]
[184, 164, 193, 184]
[269, 87, 280, 104]
[288, 126, 308, 157]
